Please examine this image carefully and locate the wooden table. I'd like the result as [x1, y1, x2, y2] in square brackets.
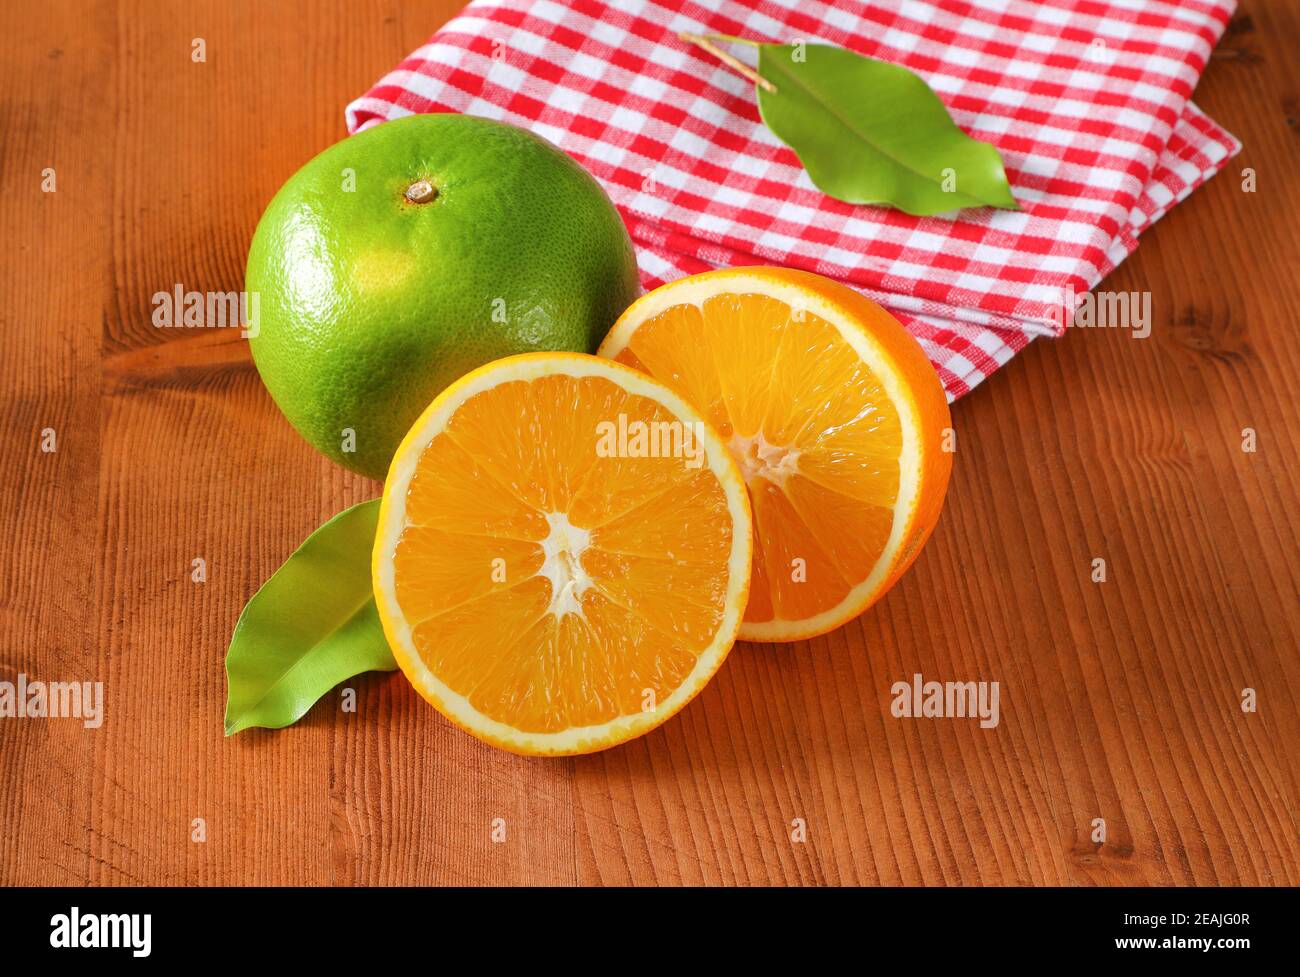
[2, 0, 1296, 886]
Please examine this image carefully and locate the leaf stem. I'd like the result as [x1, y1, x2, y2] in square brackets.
[701, 32, 760, 48]
[678, 31, 776, 93]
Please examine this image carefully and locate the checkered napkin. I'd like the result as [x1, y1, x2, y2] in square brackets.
[347, 0, 1240, 400]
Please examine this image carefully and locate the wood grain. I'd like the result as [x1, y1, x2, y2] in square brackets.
[0, 0, 1296, 886]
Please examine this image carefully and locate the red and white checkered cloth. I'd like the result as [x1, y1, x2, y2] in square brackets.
[347, 0, 1240, 400]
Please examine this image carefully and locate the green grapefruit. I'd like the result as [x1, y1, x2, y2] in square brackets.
[246, 113, 640, 479]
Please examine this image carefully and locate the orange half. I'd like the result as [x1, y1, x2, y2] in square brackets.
[599, 267, 952, 642]
[372, 353, 752, 755]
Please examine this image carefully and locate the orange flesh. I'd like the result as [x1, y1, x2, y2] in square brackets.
[611, 294, 901, 625]
[392, 373, 735, 733]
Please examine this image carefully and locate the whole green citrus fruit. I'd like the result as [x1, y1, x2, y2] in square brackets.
[246, 113, 640, 479]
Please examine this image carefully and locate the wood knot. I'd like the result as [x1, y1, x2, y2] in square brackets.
[1167, 305, 1249, 363]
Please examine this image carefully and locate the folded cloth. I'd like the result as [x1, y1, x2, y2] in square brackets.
[347, 0, 1240, 400]
[633, 101, 1241, 398]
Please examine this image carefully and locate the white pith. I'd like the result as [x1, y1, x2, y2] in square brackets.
[729, 431, 801, 489]
[538, 512, 592, 619]
[373, 354, 752, 755]
[598, 270, 924, 642]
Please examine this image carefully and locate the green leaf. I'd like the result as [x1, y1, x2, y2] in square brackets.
[224, 499, 397, 735]
[753, 42, 1019, 216]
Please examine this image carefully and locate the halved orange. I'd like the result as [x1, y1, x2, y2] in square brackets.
[372, 352, 752, 755]
[599, 267, 952, 642]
